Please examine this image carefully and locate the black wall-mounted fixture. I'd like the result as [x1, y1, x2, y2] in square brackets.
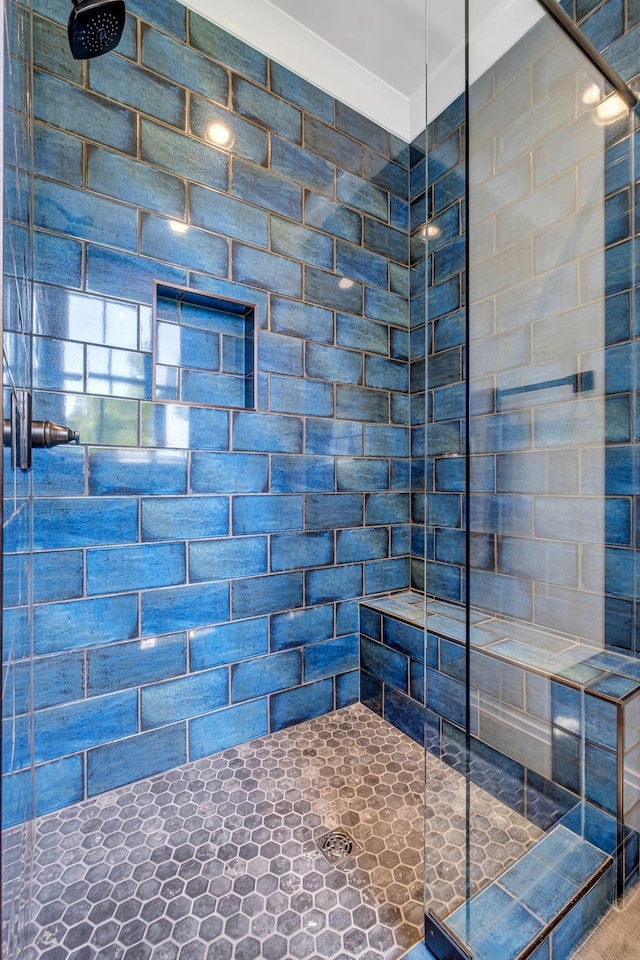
[68, 0, 126, 60]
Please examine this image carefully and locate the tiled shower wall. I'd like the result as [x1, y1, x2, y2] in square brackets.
[414, 0, 640, 656]
[2, 0, 414, 826]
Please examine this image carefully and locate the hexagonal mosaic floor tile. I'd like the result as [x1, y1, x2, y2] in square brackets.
[3, 704, 543, 959]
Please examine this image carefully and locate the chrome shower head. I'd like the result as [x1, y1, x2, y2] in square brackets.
[68, 0, 126, 60]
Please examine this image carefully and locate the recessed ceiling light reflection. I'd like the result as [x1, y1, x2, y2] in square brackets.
[594, 93, 627, 125]
[338, 277, 354, 289]
[169, 220, 189, 234]
[582, 82, 602, 106]
[207, 122, 234, 147]
[426, 223, 441, 240]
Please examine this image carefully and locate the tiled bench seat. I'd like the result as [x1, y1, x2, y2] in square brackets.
[446, 824, 613, 960]
[359, 590, 640, 893]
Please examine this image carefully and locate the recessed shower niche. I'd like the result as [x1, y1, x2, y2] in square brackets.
[152, 282, 256, 409]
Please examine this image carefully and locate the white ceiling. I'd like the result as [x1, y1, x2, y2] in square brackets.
[183, 0, 543, 141]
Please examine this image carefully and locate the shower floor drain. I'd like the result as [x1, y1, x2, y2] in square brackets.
[316, 829, 359, 864]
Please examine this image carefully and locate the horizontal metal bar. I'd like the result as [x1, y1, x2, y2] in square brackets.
[496, 370, 595, 405]
[535, 0, 637, 108]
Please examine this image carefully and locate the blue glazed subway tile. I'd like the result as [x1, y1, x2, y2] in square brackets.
[304, 634, 358, 682]
[127, 0, 186, 38]
[258, 331, 303, 375]
[141, 404, 230, 451]
[365, 558, 410, 594]
[335, 101, 387, 155]
[89, 52, 186, 127]
[190, 95, 268, 166]
[305, 266, 363, 314]
[304, 192, 362, 244]
[86, 345, 151, 400]
[304, 113, 361, 172]
[384, 617, 424, 660]
[336, 240, 388, 288]
[364, 287, 408, 327]
[232, 158, 302, 221]
[141, 581, 229, 637]
[271, 62, 333, 122]
[35, 178, 137, 252]
[231, 572, 303, 619]
[337, 313, 388, 356]
[337, 458, 388, 492]
[336, 670, 359, 708]
[87, 724, 187, 796]
[270, 375, 334, 417]
[189, 699, 268, 760]
[384, 686, 424, 746]
[272, 454, 335, 493]
[360, 606, 382, 640]
[190, 617, 268, 671]
[232, 650, 301, 702]
[365, 424, 409, 458]
[306, 564, 363, 604]
[141, 214, 229, 277]
[306, 342, 362, 386]
[87, 542, 185, 595]
[270, 678, 334, 731]
[365, 355, 409, 392]
[306, 493, 363, 530]
[337, 526, 389, 564]
[336, 385, 388, 423]
[233, 243, 302, 298]
[189, 12, 266, 85]
[233, 495, 303, 534]
[141, 667, 228, 729]
[88, 448, 187, 496]
[366, 492, 410, 525]
[33, 498, 138, 550]
[34, 593, 138, 656]
[34, 71, 137, 155]
[141, 496, 228, 541]
[2, 653, 83, 716]
[233, 411, 303, 453]
[271, 137, 334, 195]
[189, 536, 268, 582]
[32, 230, 83, 290]
[364, 217, 408, 264]
[190, 452, 267, 493]
[270, 296, 334, 343]
[271, 531, 334, 572]
[141, 25, 228, 105]
[363, 150, 408, 201]
[271, 604, 335, 652]
[87, 634, 187, 696]
[34, 123, 83, 188]
[32, 337, 83, 394]
[306, 419, 363, 456]
[86, 244, 186, 303]
[361, 636, 408, 691]
[141, 117, 228, 191]
[360, 670, 383, 717]
[177, 369, 244, 408]
[190, 183, 267, 246]
[337, 599, 359, 635]
[233, 76, 301, 143]
[270, 217, 333, 270]
[337, 170, 388, 222]
[35, 690, 138, 763]
[156, 321, 220, 371]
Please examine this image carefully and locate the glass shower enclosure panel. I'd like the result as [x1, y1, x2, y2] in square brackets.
[2, 0, 37, 953]
[425, 0, 637, 956]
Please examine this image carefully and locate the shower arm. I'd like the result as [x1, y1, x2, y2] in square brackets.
[535, 0, 637, 108]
